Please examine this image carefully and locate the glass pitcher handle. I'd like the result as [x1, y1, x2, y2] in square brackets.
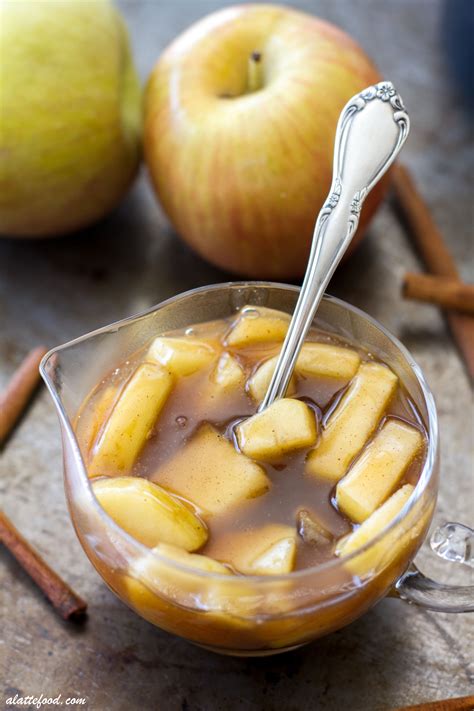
[393, 522, 474, 613]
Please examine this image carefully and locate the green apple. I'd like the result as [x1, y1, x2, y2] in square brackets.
[144, 5, 385, 278]
[0, 0, 141, 237]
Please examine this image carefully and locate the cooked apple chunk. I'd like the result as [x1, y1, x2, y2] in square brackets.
[250, 537, 297, 575]
[147, 336, 216, 376]
[211, 352, 245, 391]
[152, 543, 232, 575]
[154, 424, 269, 515]
[247, 356, 296, 403]
[306, 362, 398, 481]
[125, 545, 270, 623]
[225, 306, 290, 347]
[296, 509, 333, 546]
[336, 420, 424, 523]
[82, 385, 118, 453]
[336, 484, 414, 572]
[236, 398, 317, 460]
[89, 363, 173, 476]
[207, 524, 297, 575]
[92, 476, 207, 551]
[199, 354, 246, 419]
[297, 342, 361, 380]
[124, 543, 233, 616]
[247, 343, 361, 403]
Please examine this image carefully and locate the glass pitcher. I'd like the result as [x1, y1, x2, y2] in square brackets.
[40, 282, 474, 656]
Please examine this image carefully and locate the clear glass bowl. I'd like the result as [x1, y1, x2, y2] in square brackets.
[40, 282, 473, 656]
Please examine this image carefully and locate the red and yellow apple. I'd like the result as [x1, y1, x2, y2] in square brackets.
[144, 4, 385, 278]
[0, 0, 141, 237]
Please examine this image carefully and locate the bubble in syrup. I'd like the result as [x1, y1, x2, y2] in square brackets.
[176, 415, 188, 428]
[185, 327, 195, 336]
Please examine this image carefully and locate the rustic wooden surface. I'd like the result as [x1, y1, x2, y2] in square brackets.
[1, 1, 473, 709]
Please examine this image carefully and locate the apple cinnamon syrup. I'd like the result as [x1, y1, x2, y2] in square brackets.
[75, 306, 428, 575]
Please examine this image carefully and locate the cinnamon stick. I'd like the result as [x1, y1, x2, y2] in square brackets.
[0, 511, 87, 620]
[393, 695, 474, 711]
[392, 164, 474, 380]
[403, 273, 474, 315]
[0, 346, 48, 444]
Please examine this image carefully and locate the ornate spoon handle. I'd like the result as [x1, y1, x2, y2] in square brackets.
[260, 81, 410, 411]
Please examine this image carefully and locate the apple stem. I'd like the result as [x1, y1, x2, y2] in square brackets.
[247, 51, 263, 93]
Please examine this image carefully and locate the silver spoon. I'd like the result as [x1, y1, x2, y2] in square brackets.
[259, 81, 410, 412]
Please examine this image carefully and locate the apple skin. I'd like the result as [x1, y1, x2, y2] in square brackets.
[144, 4, 386, 278]
[0, 0, 141, 237]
